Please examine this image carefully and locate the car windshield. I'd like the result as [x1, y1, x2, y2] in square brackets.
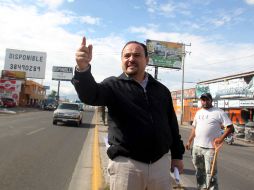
[58, 103, 79, 110]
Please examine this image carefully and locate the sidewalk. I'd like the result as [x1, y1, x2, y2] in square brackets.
[0, 106, 41, 115]
[0, 108, 16, 114]
[96, 116, 254, 190]
[96, 116, 194, 190]
[97, 122, 197, 190]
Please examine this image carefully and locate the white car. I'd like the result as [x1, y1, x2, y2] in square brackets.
[53, 102, 83, 127]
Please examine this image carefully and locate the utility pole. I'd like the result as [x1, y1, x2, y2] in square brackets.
[180, 43, 191, 125]
[57, 80, 60, 105]
[154, 66, 158, 80]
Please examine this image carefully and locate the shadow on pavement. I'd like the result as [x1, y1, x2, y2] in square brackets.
[53, 123, 95, 129]
[231, 142, 254, 147]
[183, 168, 196, 176]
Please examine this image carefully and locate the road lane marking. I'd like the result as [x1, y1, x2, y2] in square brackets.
[26, 127, 46, 135]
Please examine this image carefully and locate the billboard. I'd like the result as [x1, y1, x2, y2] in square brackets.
[4, 48, 47, 79]
[146, 39, 183, 69]
[52, 66, 73, 81]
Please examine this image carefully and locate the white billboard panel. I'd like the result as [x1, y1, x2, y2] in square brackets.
[52, 66, 73, 81]
[4, 49, 47, 79]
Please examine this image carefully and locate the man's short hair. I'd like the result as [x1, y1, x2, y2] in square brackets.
[121, 41, 148, 57]
[200, 93, 213, 101]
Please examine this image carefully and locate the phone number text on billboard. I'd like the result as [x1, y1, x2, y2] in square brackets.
[9, 64, 41, 72]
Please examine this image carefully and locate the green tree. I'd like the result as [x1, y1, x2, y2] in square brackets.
[48, 90, 57, 98]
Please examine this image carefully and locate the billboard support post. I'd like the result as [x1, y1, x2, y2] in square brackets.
[52, 66, 73, 105]
[57, 80, 60, 104]
[154, 66, 158, 80]
[180, 45, 185, 125]
[180, 43, 191, 125]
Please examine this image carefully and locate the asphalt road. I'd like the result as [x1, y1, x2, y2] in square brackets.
[1, 108, 254, 190]
[180, 126, 254, 190]
[0, 109, 94, 190]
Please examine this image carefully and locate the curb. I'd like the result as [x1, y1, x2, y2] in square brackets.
[92, 125, 103, 190]
[0, 109, 16, 114]
[92, 108, 104, 190]
[0, 107, 41, 115]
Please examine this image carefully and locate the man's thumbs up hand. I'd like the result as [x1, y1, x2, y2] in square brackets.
[76, 36, 93, 70]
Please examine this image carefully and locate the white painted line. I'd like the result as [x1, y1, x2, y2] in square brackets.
[26, 128, 46, 135]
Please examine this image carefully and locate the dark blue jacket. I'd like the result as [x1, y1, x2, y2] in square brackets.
[72, 67, 185, 163]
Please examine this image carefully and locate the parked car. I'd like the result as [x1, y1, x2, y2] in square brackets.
[77, 103, 85, 111]
[0, 97, 16, 108]
[43, 104, 57, 111]
[0, 99, 3, 107]
[53, 102, 83, 127]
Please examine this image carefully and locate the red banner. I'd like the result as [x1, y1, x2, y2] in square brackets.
[0, 80, 16, 91]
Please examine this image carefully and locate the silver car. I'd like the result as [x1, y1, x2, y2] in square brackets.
[53, 102, 83, 127]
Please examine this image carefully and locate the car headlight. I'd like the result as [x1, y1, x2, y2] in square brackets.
[71, 113, 80, 118]
[53, 112, 60, 116]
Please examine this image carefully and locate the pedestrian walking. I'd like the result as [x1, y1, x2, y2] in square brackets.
[185, 92, 234, 190]
[72, 36, 185, 190]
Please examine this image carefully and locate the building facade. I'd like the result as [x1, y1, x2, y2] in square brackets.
[172, 71, 254, 140]
[1, 70, 46, 107]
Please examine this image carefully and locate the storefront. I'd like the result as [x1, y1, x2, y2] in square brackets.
[172, 71, 254, 130]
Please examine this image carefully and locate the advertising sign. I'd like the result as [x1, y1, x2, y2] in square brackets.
[228, 100, 240, 108]
[196, 76, 254, 99]
[240, 100, 254, 107]
[146, 39, 183, 69]
[0, 80, 22, 92]
[52, 66, 73, 81]
[1, 70, 26, 80]
[0, 91, 20, 105]
[218, 100, 225, 108]
[0, 80, 17, 91]
[43, 86, 50, 90]
[171, 88, 196, 99]
[4, 48, 47, 79]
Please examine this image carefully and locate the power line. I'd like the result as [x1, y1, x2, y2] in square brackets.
[194, 54, 254, 67]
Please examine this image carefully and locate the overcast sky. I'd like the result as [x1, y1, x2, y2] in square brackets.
[1, 0, 254, 100]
